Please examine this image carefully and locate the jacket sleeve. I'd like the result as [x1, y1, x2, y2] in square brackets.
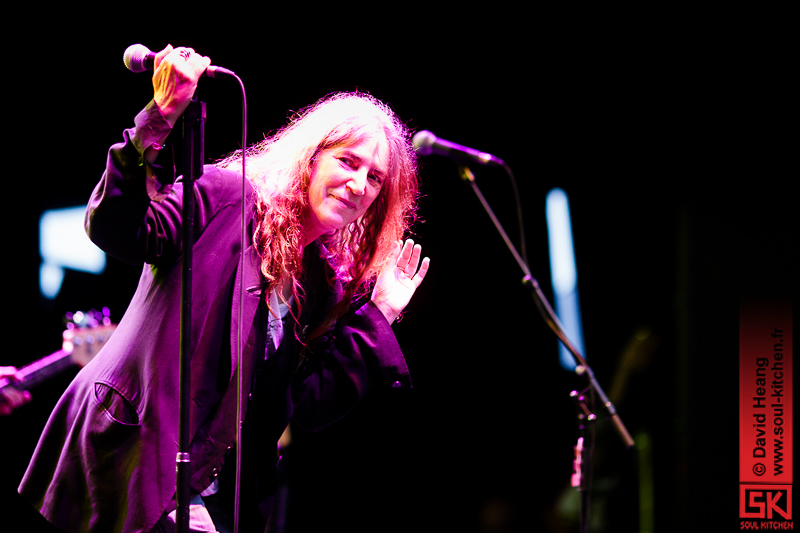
[84, 100, 185, 266]
[290, 300, 412, 432]
[84, 101, 235, 267]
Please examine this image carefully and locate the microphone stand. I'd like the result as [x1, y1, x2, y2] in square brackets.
[176, 94, 206, 533]
[456, 165, 634, 530]
[570, 388, 596, 533]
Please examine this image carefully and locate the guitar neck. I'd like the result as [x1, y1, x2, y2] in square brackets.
[0, 349, 74, 392]
[0, 320, 115, 394]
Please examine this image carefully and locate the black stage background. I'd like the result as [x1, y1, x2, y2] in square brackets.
[2, 13, 794, 532]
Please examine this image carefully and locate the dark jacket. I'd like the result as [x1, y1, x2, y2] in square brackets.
[18, 102, 411, 533]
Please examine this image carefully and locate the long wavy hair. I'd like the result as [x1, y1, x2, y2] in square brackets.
[217, 91, 419, 343]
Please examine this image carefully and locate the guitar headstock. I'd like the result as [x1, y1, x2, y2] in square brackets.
[63, 308, 117, 367]
[0, 308, 118, 393]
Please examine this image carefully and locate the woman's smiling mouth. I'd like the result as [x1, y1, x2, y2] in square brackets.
[332, 195, 357, 209]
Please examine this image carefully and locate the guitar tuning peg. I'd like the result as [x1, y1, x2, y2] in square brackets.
[64, 308, 113, 328]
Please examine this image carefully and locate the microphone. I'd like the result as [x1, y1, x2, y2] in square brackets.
[123, 44, 235, 79]
[412, 130, 504, 167]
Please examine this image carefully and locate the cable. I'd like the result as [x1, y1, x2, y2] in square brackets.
[228, 72, 247, 533]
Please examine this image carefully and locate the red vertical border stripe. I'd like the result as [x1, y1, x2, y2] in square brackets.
[740, 300, 793, 522]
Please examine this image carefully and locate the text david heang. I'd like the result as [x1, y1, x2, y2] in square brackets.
[751, 328, 786, 477]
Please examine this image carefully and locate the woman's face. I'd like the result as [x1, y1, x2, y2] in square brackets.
[304, 133, 389, 244]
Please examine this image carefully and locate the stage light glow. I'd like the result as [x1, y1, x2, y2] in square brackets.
[39, 206, 105, 299]
[546, 188, 586, 371]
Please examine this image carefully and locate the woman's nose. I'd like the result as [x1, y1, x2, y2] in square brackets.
[347, 169, 368, 196]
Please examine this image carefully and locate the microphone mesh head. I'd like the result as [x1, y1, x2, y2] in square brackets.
[123, 44, 151, 73]
[412, 130, 436, 155]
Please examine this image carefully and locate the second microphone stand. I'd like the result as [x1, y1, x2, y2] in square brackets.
[457, 165, 634, 532]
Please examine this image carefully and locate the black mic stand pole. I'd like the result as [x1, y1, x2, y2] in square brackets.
[457, 165, 634, 530]
[176, 94, 206, 533]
